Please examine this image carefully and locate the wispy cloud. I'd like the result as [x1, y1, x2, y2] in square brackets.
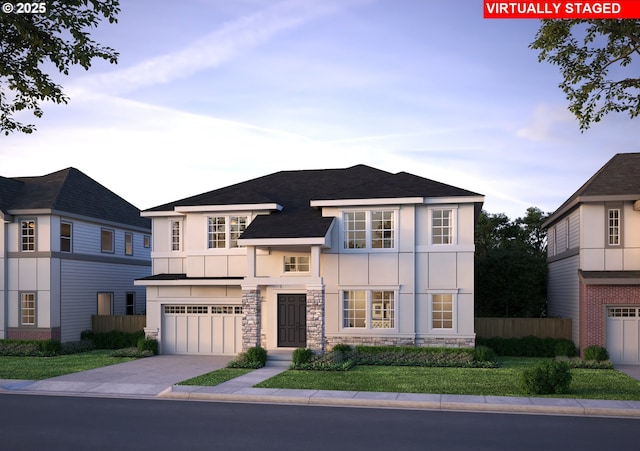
[70, 0, 368, 97]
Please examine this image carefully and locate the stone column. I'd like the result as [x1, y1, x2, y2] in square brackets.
[306, 285, 325, 353]
[242, 285, 262, 350]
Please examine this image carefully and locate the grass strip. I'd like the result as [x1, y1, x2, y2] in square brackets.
[178, 368, 253, 386]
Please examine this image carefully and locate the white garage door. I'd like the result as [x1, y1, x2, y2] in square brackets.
[606, 307, 640, 364]
[162, 305, 243, 355]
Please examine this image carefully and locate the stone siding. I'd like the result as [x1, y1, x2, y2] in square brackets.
[306, 289, 325, 352]
[242, 289, 262, 350]
[326, 335, 474, 350]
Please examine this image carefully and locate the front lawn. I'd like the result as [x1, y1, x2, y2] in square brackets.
[252, 357, 640, 401]
[0, 350, 136, 380]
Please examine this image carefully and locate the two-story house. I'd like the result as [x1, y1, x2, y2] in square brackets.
[0, 168, 151, 342]
[543, 153, 640, 364]
[136, 165, 484, 355]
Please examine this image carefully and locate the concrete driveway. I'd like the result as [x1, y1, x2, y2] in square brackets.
[2, 355, 233, 397]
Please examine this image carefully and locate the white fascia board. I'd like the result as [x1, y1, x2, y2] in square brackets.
[174, 203, 283, 213]
[310, 197, 423, 207]
[423, 196, 484, 205]
[240, 236, 330, 247]
[7, 208, 52, 216]
[134, 278, 242, 287]
[141, 211, 185, 218]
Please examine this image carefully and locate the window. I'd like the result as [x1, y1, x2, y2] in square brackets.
[125, 232, 133, 255]
[608, 208, 620, 246]
[21, 293, 36, 325]
[143, 235, 151, 248]
[101, 228, 114, 253]
[342, 290, 395, 329]
[21, 220, 36, 251]
[126, 293, 135, 315]
[171, 221, 181, 251]
[207, 216, 248, 249]
[284, 256, 310, 272]
[343, 210, 395, 250]
[565, 218, 570, 250]
[432, 209, 453, 244]
[432, 294, 453, 329]
[60, 222, 72, 252]
[97, 292, 113, 315]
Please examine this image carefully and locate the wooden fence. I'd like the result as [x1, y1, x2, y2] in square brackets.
[92, 315, 146, 333]
[475, 318, 572, 340]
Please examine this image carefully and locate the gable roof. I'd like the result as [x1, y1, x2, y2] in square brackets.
[543, 153, 640, 227]
[145, 164, 483, 240]
[0, 168, 150, 229]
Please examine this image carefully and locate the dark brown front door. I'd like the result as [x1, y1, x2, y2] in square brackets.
[277, 294, 306, 347]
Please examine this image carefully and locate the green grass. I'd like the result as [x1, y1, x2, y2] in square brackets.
[178, 368, 253, 386]
[254, 357, 640, 401]
[0, 350, 136, 380]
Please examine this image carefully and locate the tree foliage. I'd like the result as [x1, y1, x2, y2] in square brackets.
[530, 19, 640, 130]
[0, 0, 120, 135]
[475, 207, 549, 318]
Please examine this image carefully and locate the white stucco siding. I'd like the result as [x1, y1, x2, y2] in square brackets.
[548, 254, 580, 344]
[580, 204, 605, 250]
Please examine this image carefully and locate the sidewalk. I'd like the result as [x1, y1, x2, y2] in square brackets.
[1, 356, 640, 418]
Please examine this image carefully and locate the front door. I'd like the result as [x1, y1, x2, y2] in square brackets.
[277, 294, 306, 347]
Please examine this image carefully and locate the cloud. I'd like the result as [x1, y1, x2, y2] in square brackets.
[516, 104, 574, 142]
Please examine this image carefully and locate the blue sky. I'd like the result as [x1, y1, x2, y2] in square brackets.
[2, 0, 638, 219]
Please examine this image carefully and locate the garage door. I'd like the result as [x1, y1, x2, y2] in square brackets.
[162, 305, 243, 355]
[606, 307, 640, 364]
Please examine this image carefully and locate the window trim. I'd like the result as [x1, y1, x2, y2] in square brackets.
[143, 235, 151, 249]
[20, 292, 36, 326]
[283, 255, 310, 273]
[125, 232, 134, 256]
[101, 228, 115, 253]
[171, 220, 182, 252]
[126, 292, 135, 315]
[427, 290, 458, 333]
[606, 205, 622, 247]
[20, 219, 36, 252]
[341, 289, 397, 331]
[60, 221, 72, 253]
[342, 209, 397, 252]
[429, 207, 456, 246]
[207, 215, 249, 249]
[97, 292, 114, 316]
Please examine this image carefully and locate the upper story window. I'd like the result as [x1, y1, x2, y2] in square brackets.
[431, 209, 454, 245]
[101, 228, 114, 253]
[125, 232, 133, 256]
[60, 222, 72, 253]
[143, 235, 151, 248]
[171, 221, 181, 251]
[343, 210, 395, 250]
[608, 208, 620, 246]
[207, 216, 248, 249]
[284, 256, 309, 273]
[21, 219, 36, 252]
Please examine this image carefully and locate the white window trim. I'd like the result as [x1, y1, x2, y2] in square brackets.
[283, 255, 310, 274]
[20, 219, 36, 252]
[340, 288, 398, 332]
[427, 289, 459, 333]
[341, 208, 398, 253]
[428, 206, 457, 246]
[206, 215, 250, 250]
[170, 220, 182, 252]
[20, 292, 36, 326]
[607, 207, 621, 247]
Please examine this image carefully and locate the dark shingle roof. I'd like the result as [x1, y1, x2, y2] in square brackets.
[146, 164, 483, 240]
[545, 153, 640, 226]
[0, 168, 150, 229]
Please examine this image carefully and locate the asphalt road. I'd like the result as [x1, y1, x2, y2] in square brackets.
[1, 394, 637, 451]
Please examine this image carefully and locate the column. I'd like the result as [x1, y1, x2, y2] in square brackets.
[241, 285, 262, 350]
[306, 284, 325, 353]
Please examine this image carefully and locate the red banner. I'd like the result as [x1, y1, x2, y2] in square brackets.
[484, 1, 640, 18]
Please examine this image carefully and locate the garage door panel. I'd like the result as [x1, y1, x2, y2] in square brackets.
[607, 307, 640, 364]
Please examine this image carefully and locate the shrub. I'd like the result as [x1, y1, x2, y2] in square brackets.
[473, 345, 497, 363]
[583, 345, 609, 362]
[353, 346, 496, 368]
[554, 339, 578, 357]
[111, 347, 154, 358]
[229, 346, 267, 369]
[137, 338, 158, 355]
[477, 336, 573, 358]
[520, 360, 572, 395]
[81, 330, 144, 349]
[331, 343, 352, 355]
[39, 339, 62, 355]
[292, 348, 314, 365]
[61, 340, 96, 355]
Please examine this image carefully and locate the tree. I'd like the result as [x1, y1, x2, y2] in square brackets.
[475, 208, 549, 318]
[0, 0, 120, 135]
[530, 20, 640, 130]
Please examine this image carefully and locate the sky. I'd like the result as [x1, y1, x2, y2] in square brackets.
[2, 0, 638, 219]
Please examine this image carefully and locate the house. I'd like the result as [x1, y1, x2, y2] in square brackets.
[543, 153, 640, 364]
[136, 165, 484, 355]
[0, 168, 152, 342]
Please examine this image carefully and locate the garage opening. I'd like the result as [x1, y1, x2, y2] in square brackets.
[606, 306, 640, 364]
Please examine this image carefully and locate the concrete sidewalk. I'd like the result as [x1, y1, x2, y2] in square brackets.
[1, 356, 640, 418]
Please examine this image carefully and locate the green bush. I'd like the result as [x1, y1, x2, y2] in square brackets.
[111, 347, 154, 358]
[473, 345, 497, 363]
[477, 336, 573, 358]
[229, 346, 267, 369]
[331, 343, 352, 355]
[554, 339, 578, 357]
[0, 339, 65, 356]
[583, 345, 609, 362]
[80, 330, 144, 349]
[61, 340, 96, 354]
[292, 348, 314, 365]
[137, 338, 158, 355]
[353, 346, 495, 368]
[521, 360, 572, 395]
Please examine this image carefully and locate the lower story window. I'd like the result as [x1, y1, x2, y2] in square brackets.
[21, 292, 36, 325]
[97, 292, 113, 315]
[432, 293, 453, 329]
[343, 290, 395, 329]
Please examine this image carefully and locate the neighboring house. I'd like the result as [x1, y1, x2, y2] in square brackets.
[0, 168, 151, 342]
[543, 153, 640, 364]
[136, 165, 484, 355]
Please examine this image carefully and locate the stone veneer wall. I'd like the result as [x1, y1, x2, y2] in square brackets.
[306, 289, 325, 352]
[242, 288, 262, 350]
[326, 335, 475, 350]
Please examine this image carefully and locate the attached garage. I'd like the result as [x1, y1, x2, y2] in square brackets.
[161, 305, 243, 355]
[606, 307, 640, 364]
